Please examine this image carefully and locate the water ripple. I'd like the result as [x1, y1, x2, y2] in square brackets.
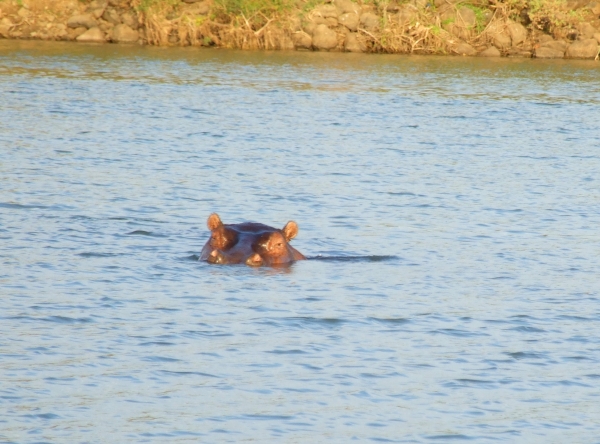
[2, 40, 600, 443]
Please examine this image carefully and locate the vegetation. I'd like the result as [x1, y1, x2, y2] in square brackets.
[213, 0, 295, 17]
[134, 0, 179, 13]
[461, 4, 490, 33]
[526, 0, 584, 36]
[128, 0, 594, 52]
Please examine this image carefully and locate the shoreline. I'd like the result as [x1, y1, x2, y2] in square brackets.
[1, 0, 599, 59]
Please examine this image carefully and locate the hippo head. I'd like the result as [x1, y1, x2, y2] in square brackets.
[200, 213, 306, 267]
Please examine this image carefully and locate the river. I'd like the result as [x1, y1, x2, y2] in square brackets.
[1, 40, 600, 442]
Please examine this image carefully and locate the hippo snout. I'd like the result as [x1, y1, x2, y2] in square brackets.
[245, 253, 263, 267]
[207, 249, 226, 264]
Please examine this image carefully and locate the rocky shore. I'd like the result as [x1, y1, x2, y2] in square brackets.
[1, 0, 599, 58]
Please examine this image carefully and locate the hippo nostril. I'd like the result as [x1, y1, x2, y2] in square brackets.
[246, 253, 263, 267]
[208, 249, 225, 264]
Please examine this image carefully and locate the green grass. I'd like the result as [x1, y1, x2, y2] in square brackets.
[526, 0, 584, 33]
[301, 0, 326, 12]
[461, 4, 488, 33]
[214, 0, 295, 17]
[136, 0, 179, 12]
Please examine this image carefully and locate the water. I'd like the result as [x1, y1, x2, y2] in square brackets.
[1, 40, 600, 442]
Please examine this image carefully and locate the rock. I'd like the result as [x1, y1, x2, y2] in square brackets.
[289, 16, 302, 32]
[333, 0, 361, 15]
[493, 32, 512, 49]
[193, 1, 211, 15]
[506, 49, 532, 57]
[312, 24, 338, 50]
[540, 39, 569, 51]
[456, 7, 476, 28]
[442, 8, 476, 40]
[303, 21, 317, 36]
[478, 46, 501, 56]
[577, 22, 597, 39]
[507, 20, 527, 46]
[102, 8, 121, 25]
[99, 20, 113, 32]
[20, 25, 36, 39]
[54, 24, 68, 40]
[121, 12, 138, 30]
[454, 42, 476, 55]
[360, 12, 379, 31]
[76, 26, 105, 42]
[386, 2, 400, 12]
[0, 18, 13, 38]
[292, 31, 312, 49]
[67, 14, 97, 29]
[310, 16, 330, 26]
[537, 34, 554, 44]
[339, 12, 359, 31]
[565, 38, 599, 58]
[397, 5, 417, 25]
[567, 0, 589, 8]
[89, 7, 106, 19]
[17, 8, 30, 18]
[588, 1, 600, 14]
[482, 9, 493, 25]
[314, 4, 338, 18]
[87, 0, 107, 19]
[594, 33, 600, 44]
[112, 23, 138, 43]
[68, 26, 87, 39]
[534, 46, 565, 58]
[345, 31, 365, 52]
[326, 17, 338, 27]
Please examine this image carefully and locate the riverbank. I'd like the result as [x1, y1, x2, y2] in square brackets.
[1, 0, 599, 58]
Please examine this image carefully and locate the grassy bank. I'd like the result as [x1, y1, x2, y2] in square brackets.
[1, 0, 599, 57]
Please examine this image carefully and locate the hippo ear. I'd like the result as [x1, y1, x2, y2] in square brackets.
[207, 213, 223, 231]
[282, 221, 299, 241]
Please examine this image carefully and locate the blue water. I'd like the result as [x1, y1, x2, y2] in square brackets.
[1, 40, 600, 442]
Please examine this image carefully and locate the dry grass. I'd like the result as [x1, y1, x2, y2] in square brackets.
[133, 0, 298, 48]
[132, 0, 590, 51]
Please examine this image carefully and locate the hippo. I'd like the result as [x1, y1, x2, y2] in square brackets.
[200, 213, 306, 266]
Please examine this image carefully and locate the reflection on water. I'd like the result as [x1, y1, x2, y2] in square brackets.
[1, 40, 600, 442]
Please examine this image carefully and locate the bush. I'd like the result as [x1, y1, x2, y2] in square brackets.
[526, 0, 583, 36]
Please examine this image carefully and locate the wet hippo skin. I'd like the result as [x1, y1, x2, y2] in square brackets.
[200, 213, 306, 266]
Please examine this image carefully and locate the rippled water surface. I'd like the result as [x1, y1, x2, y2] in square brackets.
[2, 40, 600, 442]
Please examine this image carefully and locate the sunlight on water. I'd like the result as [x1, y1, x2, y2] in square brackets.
[1, 40, 600, 442]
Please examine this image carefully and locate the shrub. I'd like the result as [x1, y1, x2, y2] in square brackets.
[526, 0, 584, 36]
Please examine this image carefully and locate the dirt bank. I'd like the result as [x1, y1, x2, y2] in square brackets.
[1, 0, 599, 58]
